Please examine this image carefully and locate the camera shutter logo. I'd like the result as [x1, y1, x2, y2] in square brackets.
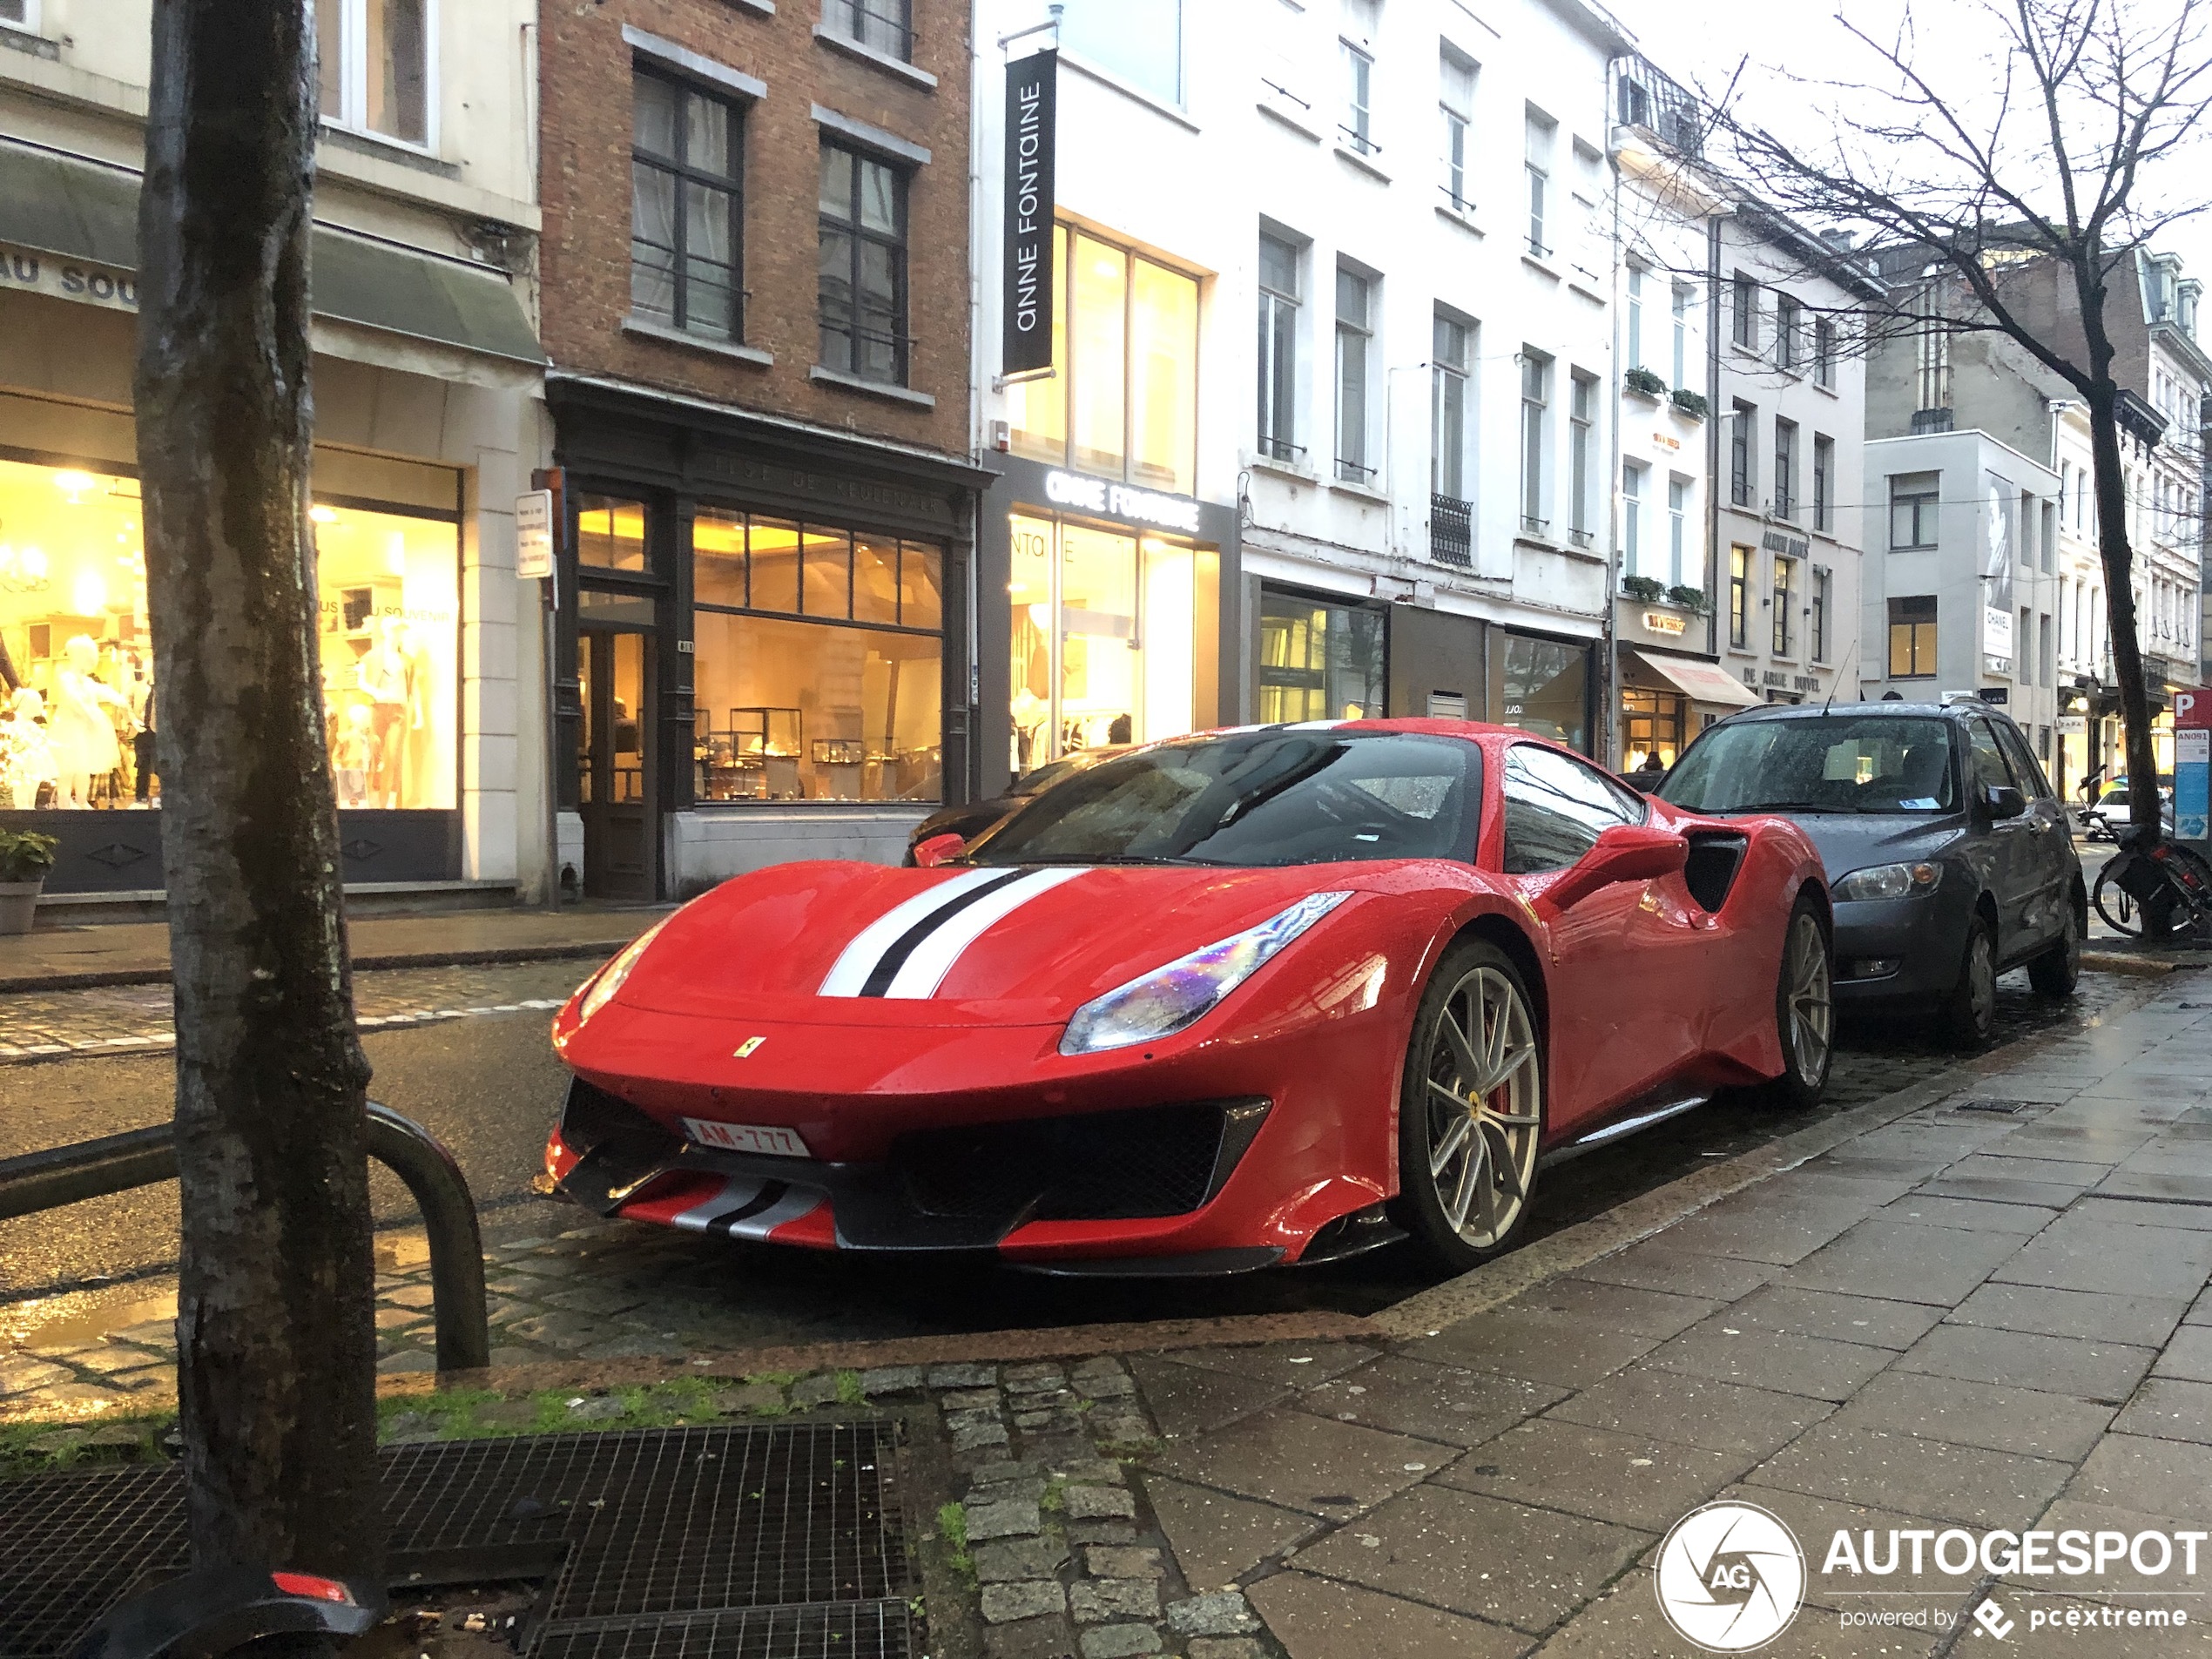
[1656, 1501, 1807, 1651]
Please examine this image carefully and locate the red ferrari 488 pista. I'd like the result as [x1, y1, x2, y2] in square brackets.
[543, 721, 1831, 1273]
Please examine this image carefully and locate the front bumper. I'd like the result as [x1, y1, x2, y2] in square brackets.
[547, 1075, 1286, 1270]
[1830, 883, 1973, 1002]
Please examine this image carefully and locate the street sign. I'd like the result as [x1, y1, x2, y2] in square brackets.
[516, 489, 554, 579]
[2177, 727, 2209, 843]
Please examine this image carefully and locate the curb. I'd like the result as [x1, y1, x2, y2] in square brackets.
[0, 941, 631, 996]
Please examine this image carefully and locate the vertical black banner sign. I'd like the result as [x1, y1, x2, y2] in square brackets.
[1002, 49, 1058, 377]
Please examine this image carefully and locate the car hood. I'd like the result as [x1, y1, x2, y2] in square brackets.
[610, 860, 1388, 1026]
[1750, 811, 1968, 881]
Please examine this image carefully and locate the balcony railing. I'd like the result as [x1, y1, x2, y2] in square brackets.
[1616, 56, 1705, 157]
[1337, 455, 1378, 485]
[1432, 494, 1473, 567]
[1257, 435, 1305, 464]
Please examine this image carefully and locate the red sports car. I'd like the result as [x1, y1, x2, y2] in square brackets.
[543, 721, 1832, 1273]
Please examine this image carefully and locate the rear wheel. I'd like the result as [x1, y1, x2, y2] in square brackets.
[1392, 941, 1544, 1272]
[2027, 889, 2084, 998]
[1767, 900, 1832, 1109]
[1939, 913, 1999, 1050]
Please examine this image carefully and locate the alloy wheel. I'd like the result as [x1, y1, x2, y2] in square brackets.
[1784, 911, 1832, 1086]
[1422, 964, 1542, 1251]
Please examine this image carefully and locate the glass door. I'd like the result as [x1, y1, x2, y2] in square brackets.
[577, 626, 656, 900]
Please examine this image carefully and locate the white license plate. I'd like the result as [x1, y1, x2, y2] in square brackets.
[682, 1119, 812, 1159]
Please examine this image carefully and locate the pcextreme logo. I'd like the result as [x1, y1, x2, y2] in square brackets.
[1655, 1501, 1808, 1651]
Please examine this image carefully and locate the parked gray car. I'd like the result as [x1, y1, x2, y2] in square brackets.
[1656, 700, 2083, 1047]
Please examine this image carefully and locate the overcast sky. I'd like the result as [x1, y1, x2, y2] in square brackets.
[1615, 0, 2212, 284]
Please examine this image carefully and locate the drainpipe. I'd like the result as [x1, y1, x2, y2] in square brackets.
[1601, 60, 1625, 767]
[1707, 212, 1723, 665]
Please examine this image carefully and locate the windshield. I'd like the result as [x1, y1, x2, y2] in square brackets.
[968, 732, 1480, 867]
[1658, 716, 1958, 816]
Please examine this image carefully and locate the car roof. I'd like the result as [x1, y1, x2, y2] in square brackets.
[1708, 699, 2003, 728]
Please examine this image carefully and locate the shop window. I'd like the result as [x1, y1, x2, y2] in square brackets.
[1490, 631, 1590, 754]
[0, 458, 457, 813]
[577, 496, 649, 572]
[1056, 0, 1183, 104]
[1888, 595, 1938, 678]
[819, 143, 909, 385]
[1009, 227, 1199, 496]
[1009, 514, 1194, 772]
[1258, 590, 1385, 724]
[690, 510, 943, 804]
[318, 0, 428, 146]
[1623, 688, 1687, 771]
[631, 68, 745, 341]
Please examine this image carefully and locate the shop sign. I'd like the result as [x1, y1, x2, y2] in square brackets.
[1650, 433, 1681, 452]
[1760, 529, 1811, 559]
[1043, 469, 1203, 535]
[1001, 49, 1058, 377]
[2057, 713, 2087, 735]
[1761, 669, 1789, 688]
[1794, 675, 1819, 692]
[1641, 610, 1687, 636]
[0, 243, 139, 312]
[516, 489, 554, 580]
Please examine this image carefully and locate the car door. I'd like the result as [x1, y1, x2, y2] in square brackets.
[1499, 743, 1703, 1130]
[1966, 717, 2033, 956]
[1993, 717, 2074, 950]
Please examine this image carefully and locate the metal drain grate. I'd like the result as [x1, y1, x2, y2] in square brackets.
[0, 1423, 914, 1659]
[1951, 1098, 2032, 1115]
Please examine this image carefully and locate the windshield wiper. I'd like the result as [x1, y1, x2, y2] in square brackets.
[1709, 799, 1844, 814]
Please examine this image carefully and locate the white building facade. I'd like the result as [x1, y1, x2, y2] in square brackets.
[970, 0, 1711, 768]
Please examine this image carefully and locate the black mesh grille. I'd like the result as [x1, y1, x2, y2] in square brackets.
[0, 1423, 913, 1659]
[895, 1102, 1228, 1223]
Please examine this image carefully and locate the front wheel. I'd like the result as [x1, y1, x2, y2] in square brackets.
[1391, 941, 1544, 1272]
[2027, 890, 2084, 997]
[2092, 862, 2143, 938]
[1767, 900, 1832, 1109]
[1938, 914, 1999, 1050]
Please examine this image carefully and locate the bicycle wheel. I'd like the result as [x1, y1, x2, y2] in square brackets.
[2164, 844, 2212, 935]
[2093, 863, 2143, 937]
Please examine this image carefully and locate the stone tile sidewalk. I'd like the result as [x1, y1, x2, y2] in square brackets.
[1120, 976, 2212, 1656]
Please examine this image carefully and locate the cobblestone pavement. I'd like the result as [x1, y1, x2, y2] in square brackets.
[0, 958, 592, 1060]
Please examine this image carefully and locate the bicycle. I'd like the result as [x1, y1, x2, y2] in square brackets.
[2091, 822, 2212, 940]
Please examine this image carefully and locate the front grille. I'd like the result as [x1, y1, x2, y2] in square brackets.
[0, 1424, 913, 1659]
[895, 1102, 1238, 1223]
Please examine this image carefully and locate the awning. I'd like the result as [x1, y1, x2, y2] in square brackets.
[0, 141, 543, 366]
[1631, 650, 1762, 708]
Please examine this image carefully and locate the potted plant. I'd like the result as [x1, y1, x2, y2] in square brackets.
[0, 828, 57, 934]
[1623, 365, 1668, 400]
[1621, 574, 1668, 604]
[1670, 387, 1711, 420]
[1666, 583, 1711, 613]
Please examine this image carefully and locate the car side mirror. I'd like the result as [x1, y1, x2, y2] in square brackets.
[913, 831, 967, 867]
[1543, 823, 1690, 912]
[1984, 786, 2027, 820]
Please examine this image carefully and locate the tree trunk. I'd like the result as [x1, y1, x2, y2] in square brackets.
[2084, 386, 2163, 840]
[135, 0, 382, 1580]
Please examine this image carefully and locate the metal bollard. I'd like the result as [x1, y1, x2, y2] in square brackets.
[0, 1100, 490, 1375]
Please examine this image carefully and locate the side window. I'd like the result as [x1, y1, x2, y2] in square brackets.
[1502, 744, 1645, 874]
[1993, 721, 2052, 799]
[1966, 719, 2017, 797]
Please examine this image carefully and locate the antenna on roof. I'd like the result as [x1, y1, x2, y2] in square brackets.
[1822, 632, 1861, 716]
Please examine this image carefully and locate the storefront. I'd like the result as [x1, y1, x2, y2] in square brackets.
[1490, 629, 1598, 756]
[1617, 648, 1761, 769]
[1255, 585, 1388, 725]
[547, 378, 992, 898]
[0, 138, 543, 901]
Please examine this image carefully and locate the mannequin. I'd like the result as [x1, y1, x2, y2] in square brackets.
[331, 700, 375, 807]
[356, 615, 421, 808]
[47, 635, 125, 809]
[0, 687, 57, 811]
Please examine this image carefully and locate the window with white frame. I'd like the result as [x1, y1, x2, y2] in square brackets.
[1672, 281, 1693, 386]
[1521, 349, 1551, 531]
[1622, 461, 1648, 576]
[1731, 271, 1758, 350]
[1668, 475, 1689, 586]
[318, 0, 430, 146]
[1774, 293, 1801, 371]
[1340, 0, 1379, 155]
[1813, 315, 1837, 388]
[1568, 370, 1595, 545]
[1335, 266, 1375, 482]
[1812, 566, 1831, 661]
[1440, 46, 1475, 211]
[1813, 434, 1834, 532]
[1258, 233, 1303, 463]
[1432, 312, 1472, 501]
[822, 0, 914, 62]
[1524, 109, 1554, 258]
[1627, 265, 1646, 372]
[0, 0, 37, 32]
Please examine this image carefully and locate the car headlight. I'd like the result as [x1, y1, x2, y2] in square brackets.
[573, 916, 673, 1028]
[1059, 891, 1352, 1056]
[1833, 861, 1941, 901]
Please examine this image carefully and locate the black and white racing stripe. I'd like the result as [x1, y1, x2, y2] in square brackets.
[670, 1177, 826, 1239]
[818, 866, 1089, 999]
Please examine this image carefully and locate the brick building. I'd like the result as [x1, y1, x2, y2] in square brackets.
[537, 0, 988, 898]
